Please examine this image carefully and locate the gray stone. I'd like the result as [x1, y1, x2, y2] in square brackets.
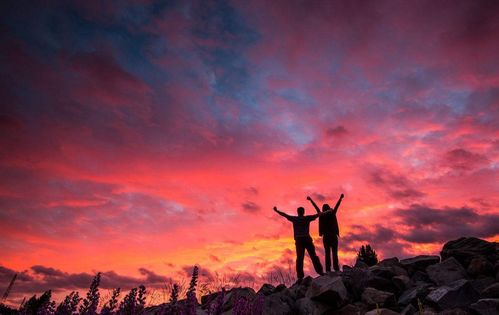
[295, 297, 334, 315]
[305, 275, 348, 308]
[341, 267, 370, 300]
[400, 255, 440, 275]
[441, 237, 498, 269]
[335, 304, 364, 315]
[400, 304, 417, 315]
[471, 277, 496, 295]
[274, 284, 287, 293]
[467, 256, 494, 277]
[368, 275, 397, 293]
[222, 287, 256, 311]
[361, 287, 396, 308]
[398, 283, 432, 306]
[425, 279, 479, 310]
[262, 291, 294, 315]
[437, 309, 471, 315]
[392, 275, 411, 293]
[257, 283, 275, 296]
[426, 257, 467, 286]
[481, 282, 499, 298]
[469, 298, 499, 315]
[355, 260, 369, 269]
[379, 257, 400, 267]
[365, 308, 400, 315]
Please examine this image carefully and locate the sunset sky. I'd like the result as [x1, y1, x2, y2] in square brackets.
[1, 0, 498, 307]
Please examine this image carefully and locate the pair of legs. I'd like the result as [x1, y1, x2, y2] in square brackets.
[295, 236, 324, 279]
[323, 234, 339, 272]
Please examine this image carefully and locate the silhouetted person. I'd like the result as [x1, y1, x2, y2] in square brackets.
[273, 205, 333, 280]
[307, 194, 344, 272]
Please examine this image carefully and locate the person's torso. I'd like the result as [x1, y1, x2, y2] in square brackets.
[291, 216, 312, 239]
[319, 212, 339, 235]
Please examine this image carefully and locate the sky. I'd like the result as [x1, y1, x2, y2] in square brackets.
[1, 0, 498, 307]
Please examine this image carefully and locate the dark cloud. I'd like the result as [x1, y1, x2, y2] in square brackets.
[443, 148, 490, 171]
[368, 167, 425, 201]
[241, 201, 261, 213]
[395, 204, 499, 243]
[326, 126, 348, 137]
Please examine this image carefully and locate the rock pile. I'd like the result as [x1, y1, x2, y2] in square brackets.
[146, 237, 499, 314]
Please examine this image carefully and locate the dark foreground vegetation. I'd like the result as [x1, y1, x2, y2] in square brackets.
[1, 237, 498, 315]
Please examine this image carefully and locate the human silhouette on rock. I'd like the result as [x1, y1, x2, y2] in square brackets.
[307, 193, 344, 272]
[273, 205, 333, 280]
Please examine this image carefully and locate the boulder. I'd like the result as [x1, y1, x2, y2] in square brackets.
[481, 282, 499, 298]
[368, 275, 398, 293]
[222, 287, 256, 311]
[365, 308, 400, 315]
[400, 256, 440, 275]
[400, 304, 417, 315]
[398, 283, 432, 306]
[425, 279, 479, 310]
[471, 277, 496, 295]
[295, 297, 334, 315]
[262, 290, 294, 315]
[305, 275, 348, 308]
[361, 287, 396, 308]
[425, 257, 467, 286]
[274, 284, 287, 293]
[379, 257, 400, 266]
[392, 275, 411, 293]
[335, 304, 364, 315]
[285, 278, 311, 300]
[441, 237, 498, 269]
[467, 256, 494, 277]
[355, 260, 369, 269]
[257, 283, 275, 296]
[469, 298, 499, 315]
[411, 270, 432, 284]
[341, 267, 370, 300]
[437, 309, 471, 315]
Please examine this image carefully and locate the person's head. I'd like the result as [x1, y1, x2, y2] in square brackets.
[322, 204, 331, 212]
[297, 207, 305, 216]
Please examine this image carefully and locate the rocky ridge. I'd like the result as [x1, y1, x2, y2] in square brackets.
[146, 237, 499, 315]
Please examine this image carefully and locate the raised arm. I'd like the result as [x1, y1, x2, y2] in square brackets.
[306, 196, 321, 214]
[273, 206, 291, 220]
[332, 193, 344, 215]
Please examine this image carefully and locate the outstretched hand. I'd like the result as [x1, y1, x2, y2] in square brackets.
[340, 193, 344, 199]
[273, 206, 277, 211]
[306, 196, 311, 201]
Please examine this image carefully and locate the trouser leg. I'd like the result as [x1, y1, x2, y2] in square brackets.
[323, 236, 332, 272]
[305, 237, 324, 275]
[331, 235, 339, 271]
[295, 238, 305, 279]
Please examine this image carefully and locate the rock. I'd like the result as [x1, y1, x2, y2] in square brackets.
[481, 282, 499, 298]
[305, 275, 348, 308]
[342, 265, 352, 272]
[222, 287, 256, 311]
[335, 304, 364, 315]
[274, 284, 287, 293]
[295, 297, 334, 315]
[467, 256, 494, 277]
[392, 275, 411, 293]
[469, 298, 499, 315]
[285, 278, 311, 300]
[365, 308, 400, 315]
[441, 237, 498, 269]
[400, 304, 417, 315]
[400, 255, 440, 275]
[257, 283, 275, 296]
[368, 275, 398, 293]
[411, 270, 432, 283]
[426, 257, 467, 286]
[425, 279, 479, 310]
[262, 291, 294, 315]
[201, 292, 220, 307]
[437, 309, 471, 315]
[471, 277, 496, 295]
[370, 266, 397, 279]
[361, 287, 396, 308]
[355, 260, 369, 269]
[379, 257, 400, 266]
[398, 283, 432, 306]
[341, 267, 370, 300]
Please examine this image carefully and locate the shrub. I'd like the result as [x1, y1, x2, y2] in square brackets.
[357, 244, 378, 266]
